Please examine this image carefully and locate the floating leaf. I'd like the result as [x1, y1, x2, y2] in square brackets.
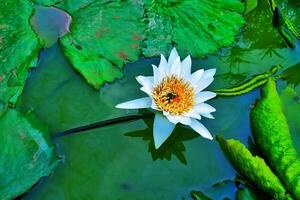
[143, 0, 245, 58]
[56, 0, 112, 13]
[250, 79, 300, 199]
[217, 136, 287, 199]
[0, 108, 59, 200]
[56, 0, 245, 89]
[59, 0, 144, 89]
[0, 0, 42, 104]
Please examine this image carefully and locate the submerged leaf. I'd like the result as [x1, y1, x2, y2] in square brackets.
[250, 79, 300, 199]
[217, 136, 287, 199]
[0, 0, 42, 104]
[0, 109, 59, 200]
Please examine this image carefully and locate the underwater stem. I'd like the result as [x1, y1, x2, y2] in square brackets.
[53, 113, 154, 138]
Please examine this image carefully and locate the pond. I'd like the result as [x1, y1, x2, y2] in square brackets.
[2, 0, 300, 199]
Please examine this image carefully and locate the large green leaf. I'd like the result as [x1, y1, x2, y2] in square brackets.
[57, 0, 245, 89]
[143, 0, 245, 58]
[250, 79, 300, 199]
[0, 0, 41, 104]
[217, 136, 287, 199]
[0, 108, 59, 200]
[59, 0, 144, 89]
[32, 0, 111, 13]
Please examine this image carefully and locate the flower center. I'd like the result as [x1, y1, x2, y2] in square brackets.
[152, 75, 195, 115]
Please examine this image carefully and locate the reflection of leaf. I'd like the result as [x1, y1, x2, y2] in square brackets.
[226, 46, 252, 68]
[0, 109, 59, 200]
[0, 0, 42, 104]
[259, 47, 283, 60]
[282, 63, 300, 86]
[217, 136, 287, 199]
[250, 79, 300, 199]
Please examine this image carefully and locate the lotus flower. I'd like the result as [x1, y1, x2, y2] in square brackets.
[116, 48, 216, 149]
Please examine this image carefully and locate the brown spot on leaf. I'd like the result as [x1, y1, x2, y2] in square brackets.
[112, 15, 120, 19]
[0, 75, 4, 82]
[118, 51, 128, 60]
[131, 44, 138, 49]
[95, 28, 109, 38]
[132, 33, 142, 40]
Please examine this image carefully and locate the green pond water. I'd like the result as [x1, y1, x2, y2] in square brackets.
[16, 1, 300, 199]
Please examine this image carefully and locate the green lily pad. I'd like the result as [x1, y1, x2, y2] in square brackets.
[250, 79, 300, 199]
[0, 0, 42, 104]
[0, 108, 59, 200]
[143, 0, 245, 58]
[57, 0, 245, 89]
[59, 0, 144, 89]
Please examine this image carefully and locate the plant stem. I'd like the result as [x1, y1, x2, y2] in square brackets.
[53, 113, 153, 138]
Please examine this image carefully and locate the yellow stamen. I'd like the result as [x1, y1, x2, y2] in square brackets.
[152, 75, 195, 115]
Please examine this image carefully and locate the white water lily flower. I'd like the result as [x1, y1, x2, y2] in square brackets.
[116, 48, 216, 149]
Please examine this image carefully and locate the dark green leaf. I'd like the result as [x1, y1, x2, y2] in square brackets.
[0, 108, 59, 200]
[59, 0, 144, 89]
[143, 0, 245, 58]
[0, 0, 42, 104]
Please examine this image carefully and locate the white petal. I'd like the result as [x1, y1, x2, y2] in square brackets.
[116, 97, 152, 109]
[190, 69, 204, 85]
[140, 87, 152, 96]
[166, 115, 191, 125]
[184, 111, 202, 120]
[194, 103, 216, 113]
[153, 113, 176, 149]
[195, 78, 214, 93]
[151, 101, 160, 111]
[181, 55, 192, 78]
[195, 91, 216, 104]
[201, 113, 215, 119]
[168, 47, 179, 66]
[170, 57, 181, 76]
[203, 69, 216, 79]
[152, 64, 162, 85]
[158, 54, 169, 75]
[190, 119, 213, 140]
[136, 76, 153, 95]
